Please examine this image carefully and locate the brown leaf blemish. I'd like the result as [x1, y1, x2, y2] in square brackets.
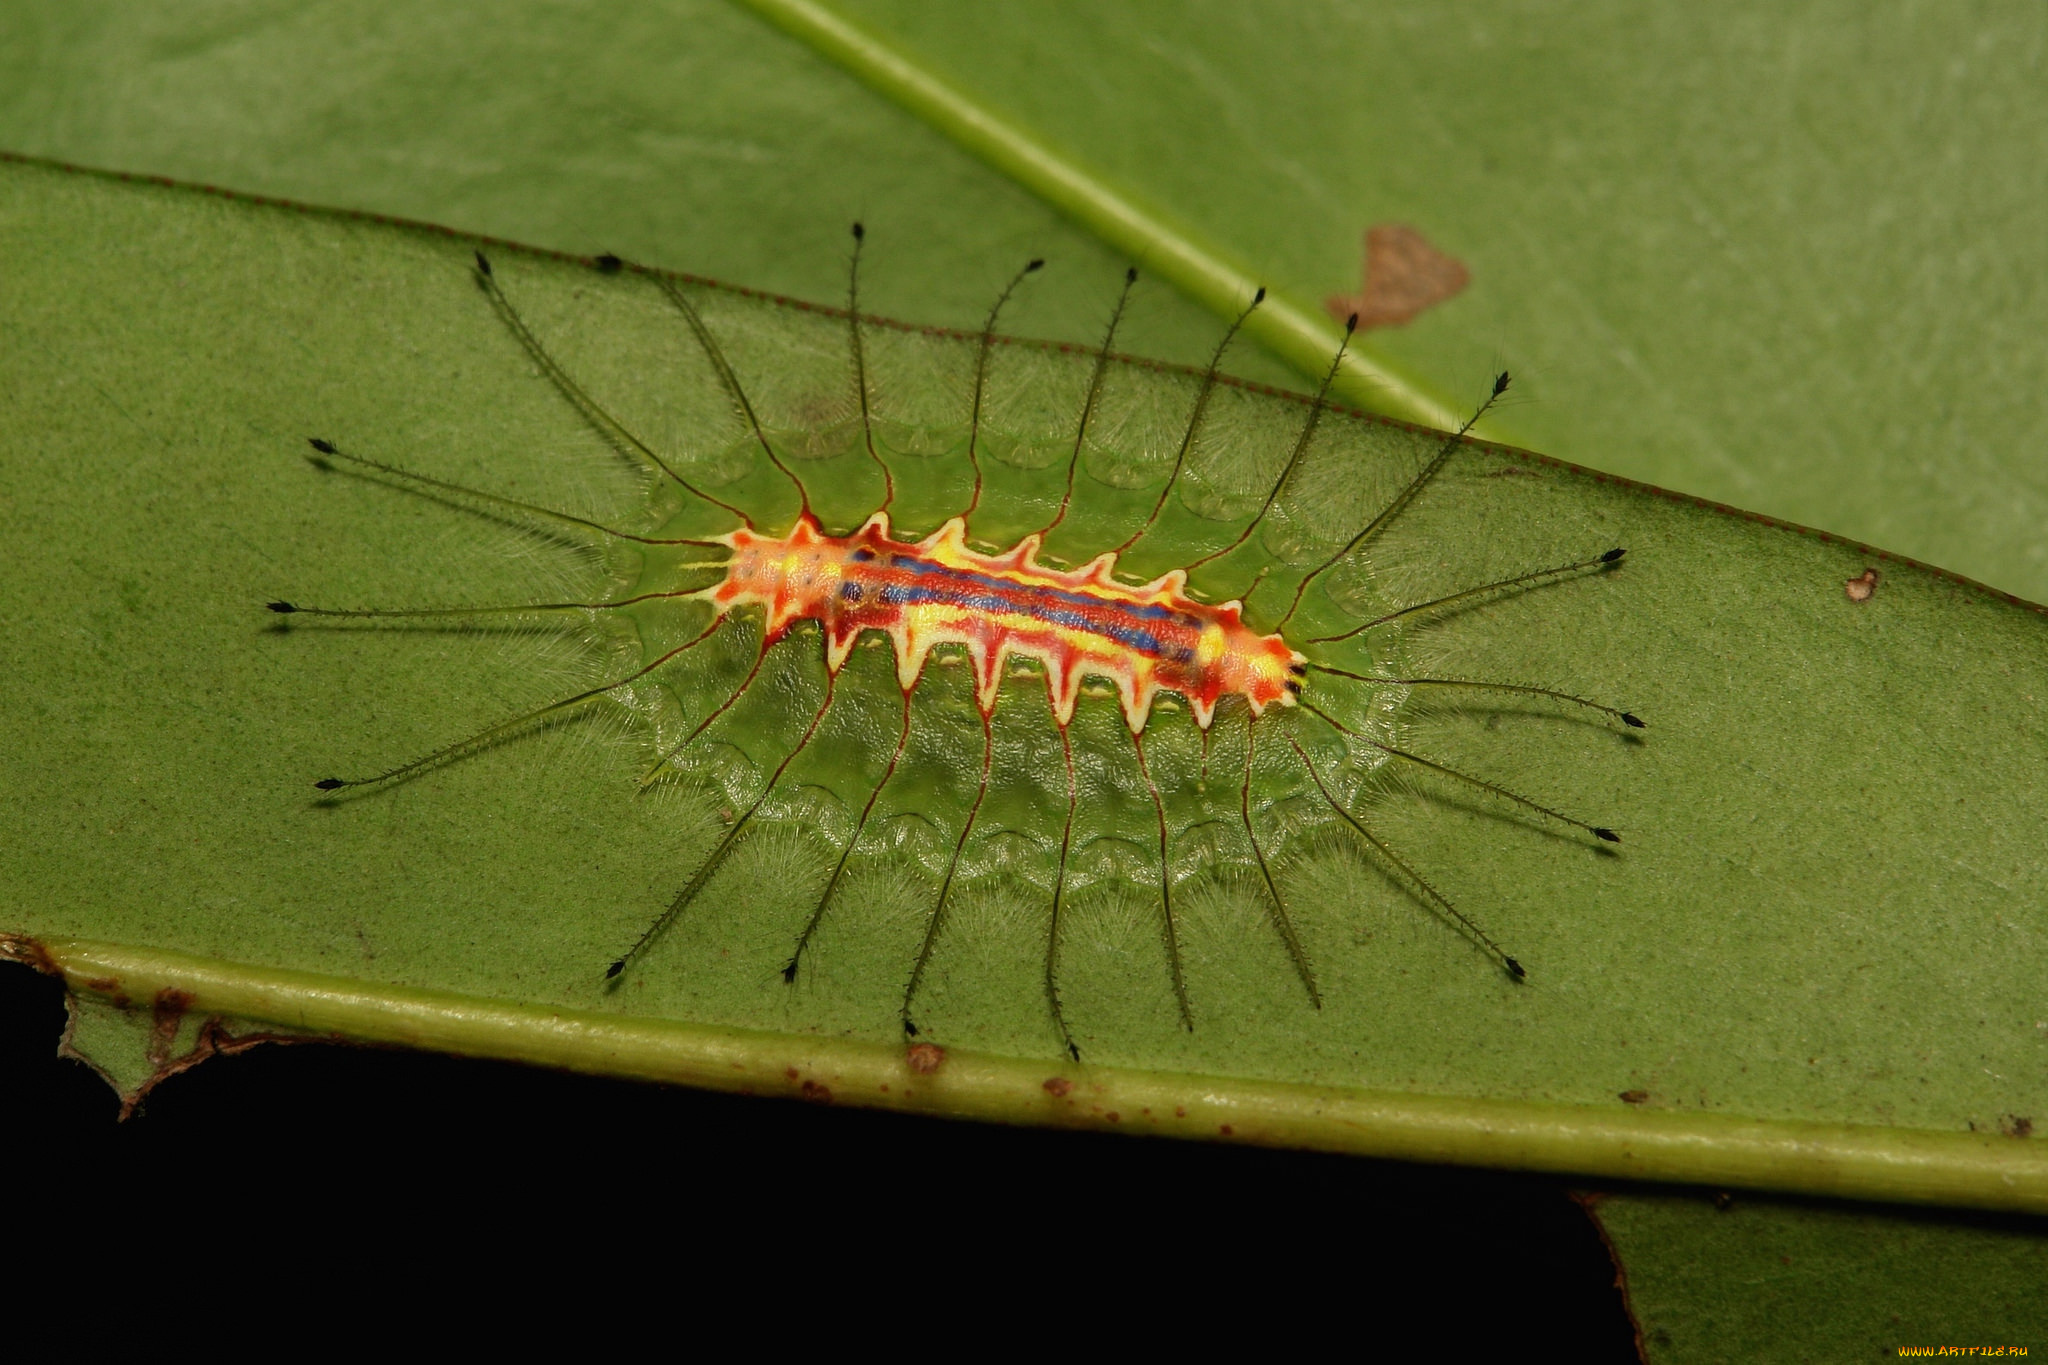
[1619, 1089, 1650, 1105]
[146, 987, 196, 1071]
[2000, 1114, 2034, 1139]
[1844, 568, 1881, 603]
[0, 932, 59, 977]
[905, 1042, 945, 1075]
[1325, 224, 1470, 331]
[1042, 1076, 1073, 1098]
[799, 1078, 832, 1104]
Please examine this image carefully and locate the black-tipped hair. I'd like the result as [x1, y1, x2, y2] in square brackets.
[1274, 364, 1515, 630]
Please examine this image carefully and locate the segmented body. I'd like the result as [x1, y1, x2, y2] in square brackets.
[710, 512, 1302, 728]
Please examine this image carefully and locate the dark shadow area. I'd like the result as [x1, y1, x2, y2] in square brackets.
[1, 961, 1637, 1353]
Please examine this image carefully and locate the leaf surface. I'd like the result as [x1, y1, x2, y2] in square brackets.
[2, 161, 2043, 1220]
[9, 2, 2045, 597]
[806, 0, 2048, 601]
[3, 6, 2047, 1326]
[1588, 1191, 2046, 1359]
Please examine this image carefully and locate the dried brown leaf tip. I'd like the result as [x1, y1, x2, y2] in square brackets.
[1325, 223, 1470, 331]
[1844, 568, 1881, 603]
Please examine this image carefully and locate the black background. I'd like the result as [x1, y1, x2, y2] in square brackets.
[2, 959, 1640, 1352]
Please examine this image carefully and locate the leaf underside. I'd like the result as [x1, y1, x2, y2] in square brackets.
[1, 161, 2044, 1217]
[1589, 1191, 2048, 1358]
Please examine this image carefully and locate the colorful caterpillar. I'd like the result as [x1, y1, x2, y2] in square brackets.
[707, 512, 1302, 730]
[273, 227, 1638, 1060]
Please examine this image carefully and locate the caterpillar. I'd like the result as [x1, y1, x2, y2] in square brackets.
[272, 226, 1637, 1062]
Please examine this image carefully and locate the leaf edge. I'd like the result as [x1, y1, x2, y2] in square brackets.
[11, 933, 2043, 1214]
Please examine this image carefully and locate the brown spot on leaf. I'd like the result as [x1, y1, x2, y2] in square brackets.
[2000, 1114, 2034, 1139]
[0, 932, 59, 976]
[799, 1079, 832, 1104]
[785, 1066, 801, 1081]
[1219, 1123, 1234, 1136]
[1325, 224, 1470, 331]
[1619, 1089, 1650, 1105]
[1844, 568, 1881, 603]
[905, 1042, 945, 1075]
[146, 988, 195, 1071]
[1042, 1076, 1073, 1098]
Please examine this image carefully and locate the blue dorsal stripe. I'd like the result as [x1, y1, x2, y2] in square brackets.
[894, 557, 1202, 628]
[873, 580, 1193, 662]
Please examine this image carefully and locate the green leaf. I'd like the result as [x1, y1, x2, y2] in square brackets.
[16, 2, 2047, 597]
[1586, 1191, 2047, 1360]
[0, 0, 1307, 390]
[795, 0, 2048, 603]
[4, 4, 2047, 1330]
[730, 0, 1461, 429]
[2, 158, 2044, 1217]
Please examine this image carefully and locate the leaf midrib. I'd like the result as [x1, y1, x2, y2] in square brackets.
[731, 0, 1474, 433]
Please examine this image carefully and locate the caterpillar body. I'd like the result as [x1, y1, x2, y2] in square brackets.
[708, 511, 1301, 728]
